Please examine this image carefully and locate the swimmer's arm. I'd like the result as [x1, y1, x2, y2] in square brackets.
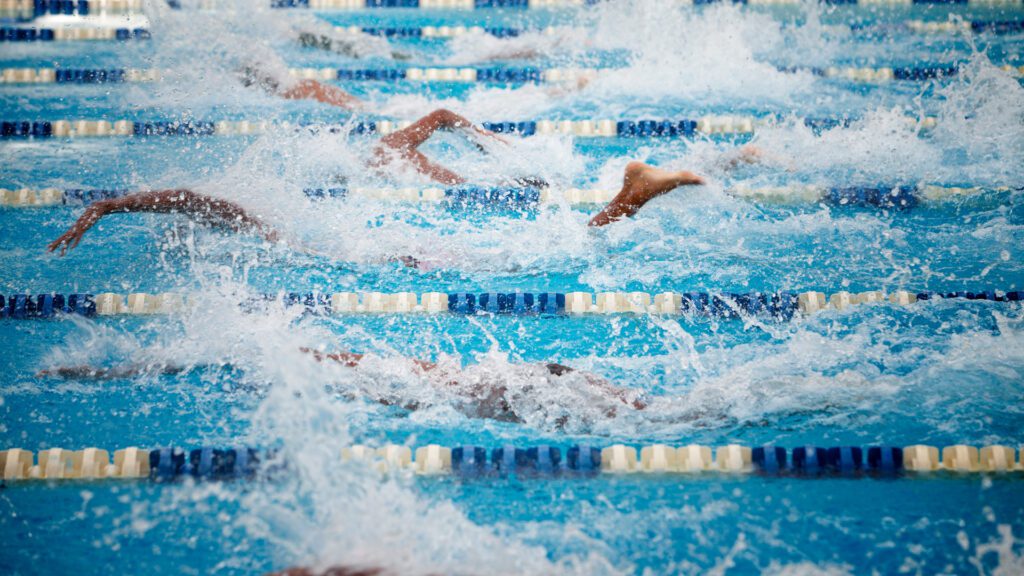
[544, 76, 591, 99]
[281, 79, 361, 110]
[714, 144, 791, 172]
[48, 190, 279, 255]
[481, 47, 542, 61]
[586, 373, 647, 410]
[300, 347, 437, 372]
[303, 348, 432, 412]
[544, 363, 647, 410]
[36, 363, 185, 380]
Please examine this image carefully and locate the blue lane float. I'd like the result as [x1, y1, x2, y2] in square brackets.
[754, 446, 894, 474]
[149, 447, 263, 481]
[825, 185, 920, 209]
[753, 446, 911, 474]
[54, 69, 128, 83]
[454, 446, 585, 476]
[0, 293, 97, 318]
[791, 447, 827, 474]
[35, 0, 88, 14]
[446, 292, 568, 315]
[128, 121, 217, 136]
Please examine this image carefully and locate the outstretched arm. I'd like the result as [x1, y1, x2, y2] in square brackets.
[301, 347, 437, 372]
[370, 108, 506, 185]
[544, 363, 647, 410]
[48, 189, 279, 255]
[589, 161, 705, 227]
[37, 363, 186, 379]
[281, 79, 362, 110]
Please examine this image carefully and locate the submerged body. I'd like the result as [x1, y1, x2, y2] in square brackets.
[39, 348, 646, 427]
[237, 62, 363, 111]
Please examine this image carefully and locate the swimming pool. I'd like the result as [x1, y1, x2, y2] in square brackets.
[2, 0, 1024, 573]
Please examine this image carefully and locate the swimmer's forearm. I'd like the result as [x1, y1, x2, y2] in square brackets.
[590, 376, 647, 410]
[100, 190, 277, 240]
[37, 363, 185, 380]
[281, 80, 360, 110]
[102, 190, 243, 221]
[37, 365, 132, 379]
[97, 189, 199, 214]
[49, 189, 277, 255]
[301, 347, 438, 372]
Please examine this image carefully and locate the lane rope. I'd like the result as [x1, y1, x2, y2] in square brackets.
[2, 65, 1016, 85]
[270, 0, 1024, 9]
[4, 0, 1022, 16]
[2, 444, 1021, 481]
[0, 184, 1011, 210]
[0, 0, 144, 19]
[0, 26, 149, 40]
[4, 21, 1021, 41]
[1, 289, 1021, 318]
[303, 21, 1024, 36]
[0, 115, 939, 138]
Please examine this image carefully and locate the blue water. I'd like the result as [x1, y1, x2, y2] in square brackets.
[2, 0, 1024, 574]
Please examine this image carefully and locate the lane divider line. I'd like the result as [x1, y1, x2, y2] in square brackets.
[1, 65, 1016, 85]
[1, 289, 1020, 319]
[4, 0, 1021, 16]
[0, 0, 145, 20]
[3, 20, 1021, 42]
[0, 115, 939, 138]
[0, 184, 1011, 210]
[305, 21, 1024, 37]
[2, 444, 1021, 481]
[271, 0, 1024, 9]
[0, 27, 150, 40]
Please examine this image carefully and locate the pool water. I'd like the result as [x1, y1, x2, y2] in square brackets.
[2, 0, 1024, 574]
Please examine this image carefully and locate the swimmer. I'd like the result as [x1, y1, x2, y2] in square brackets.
[37, 347, 646, 426]
[238, 61, 362, 111]
[281, 13, 410, 60]
[47, 110, 718, 255]
[444, 26, 591, 65]
[295, 28, 412, 61]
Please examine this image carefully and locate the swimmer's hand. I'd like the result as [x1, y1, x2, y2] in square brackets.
[479, 127, 510, 146]
[465, 125, 510, 153]
[37, 365, 124, 379]
[48, 201, 109, 256]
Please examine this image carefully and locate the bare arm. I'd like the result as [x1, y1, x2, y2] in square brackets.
[48, 189, 278, 255]
[715, 144, 767, 171]
[589, 162, 704, 227]
[544, 363, 647, 410]
[370, 108, 507, 185]
[301, 347, 437, 372]
[36, 363, 185, 380]
[281, 79, 361, 110]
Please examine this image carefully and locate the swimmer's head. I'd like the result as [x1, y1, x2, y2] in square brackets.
[506, 176, 549, 189]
